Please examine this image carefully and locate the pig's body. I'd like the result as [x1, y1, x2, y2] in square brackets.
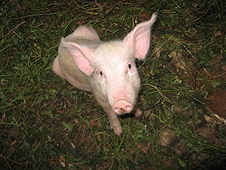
[53, 13, 157, 135]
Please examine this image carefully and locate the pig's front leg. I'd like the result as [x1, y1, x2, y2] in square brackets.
[107, 110, 123, 136]
[95, 97, 122, 136]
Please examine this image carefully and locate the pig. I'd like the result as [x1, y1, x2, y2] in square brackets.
[53, 13, 157, 136]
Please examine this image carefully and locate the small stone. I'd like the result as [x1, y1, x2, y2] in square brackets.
[159, 128, 176, 147]
[174, 140, 188, 155]
[134, 108, 142, 117]
[204, 114, 215, 123]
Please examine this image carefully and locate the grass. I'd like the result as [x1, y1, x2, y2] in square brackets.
[1, 0, 226, 169]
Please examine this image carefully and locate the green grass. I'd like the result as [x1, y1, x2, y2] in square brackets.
[1, 0, 226, 169]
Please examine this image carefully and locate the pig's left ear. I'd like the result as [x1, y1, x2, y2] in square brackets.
[123, 13, 157, 60]
[61, 38, 94, 76]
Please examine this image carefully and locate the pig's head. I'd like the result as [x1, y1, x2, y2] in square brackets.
[60, 13, 157, 115]
[91, 41, 141, 115]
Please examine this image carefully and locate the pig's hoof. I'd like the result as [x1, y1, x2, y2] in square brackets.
[110, 122, 123, 136]
[113, 127, 123, 136]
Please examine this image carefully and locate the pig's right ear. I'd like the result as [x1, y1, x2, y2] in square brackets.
[60, 38, 94, 76]
[123, 13, 157, 60]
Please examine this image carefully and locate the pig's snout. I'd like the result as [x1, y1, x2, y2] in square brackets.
[113, 100, 133, 115]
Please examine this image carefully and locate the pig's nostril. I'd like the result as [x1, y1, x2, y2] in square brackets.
[113, 100, 133, 115]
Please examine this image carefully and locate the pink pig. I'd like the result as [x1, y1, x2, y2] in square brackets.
[53, 13, 157, 136]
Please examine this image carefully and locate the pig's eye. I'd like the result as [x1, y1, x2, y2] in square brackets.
[99, 71, 103, 76]
[128, 63, 132, 69]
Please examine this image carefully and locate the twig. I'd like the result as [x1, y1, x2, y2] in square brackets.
[6, 20, 26, 37]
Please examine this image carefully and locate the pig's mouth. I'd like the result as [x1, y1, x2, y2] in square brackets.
[113, 100, 133, 115]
